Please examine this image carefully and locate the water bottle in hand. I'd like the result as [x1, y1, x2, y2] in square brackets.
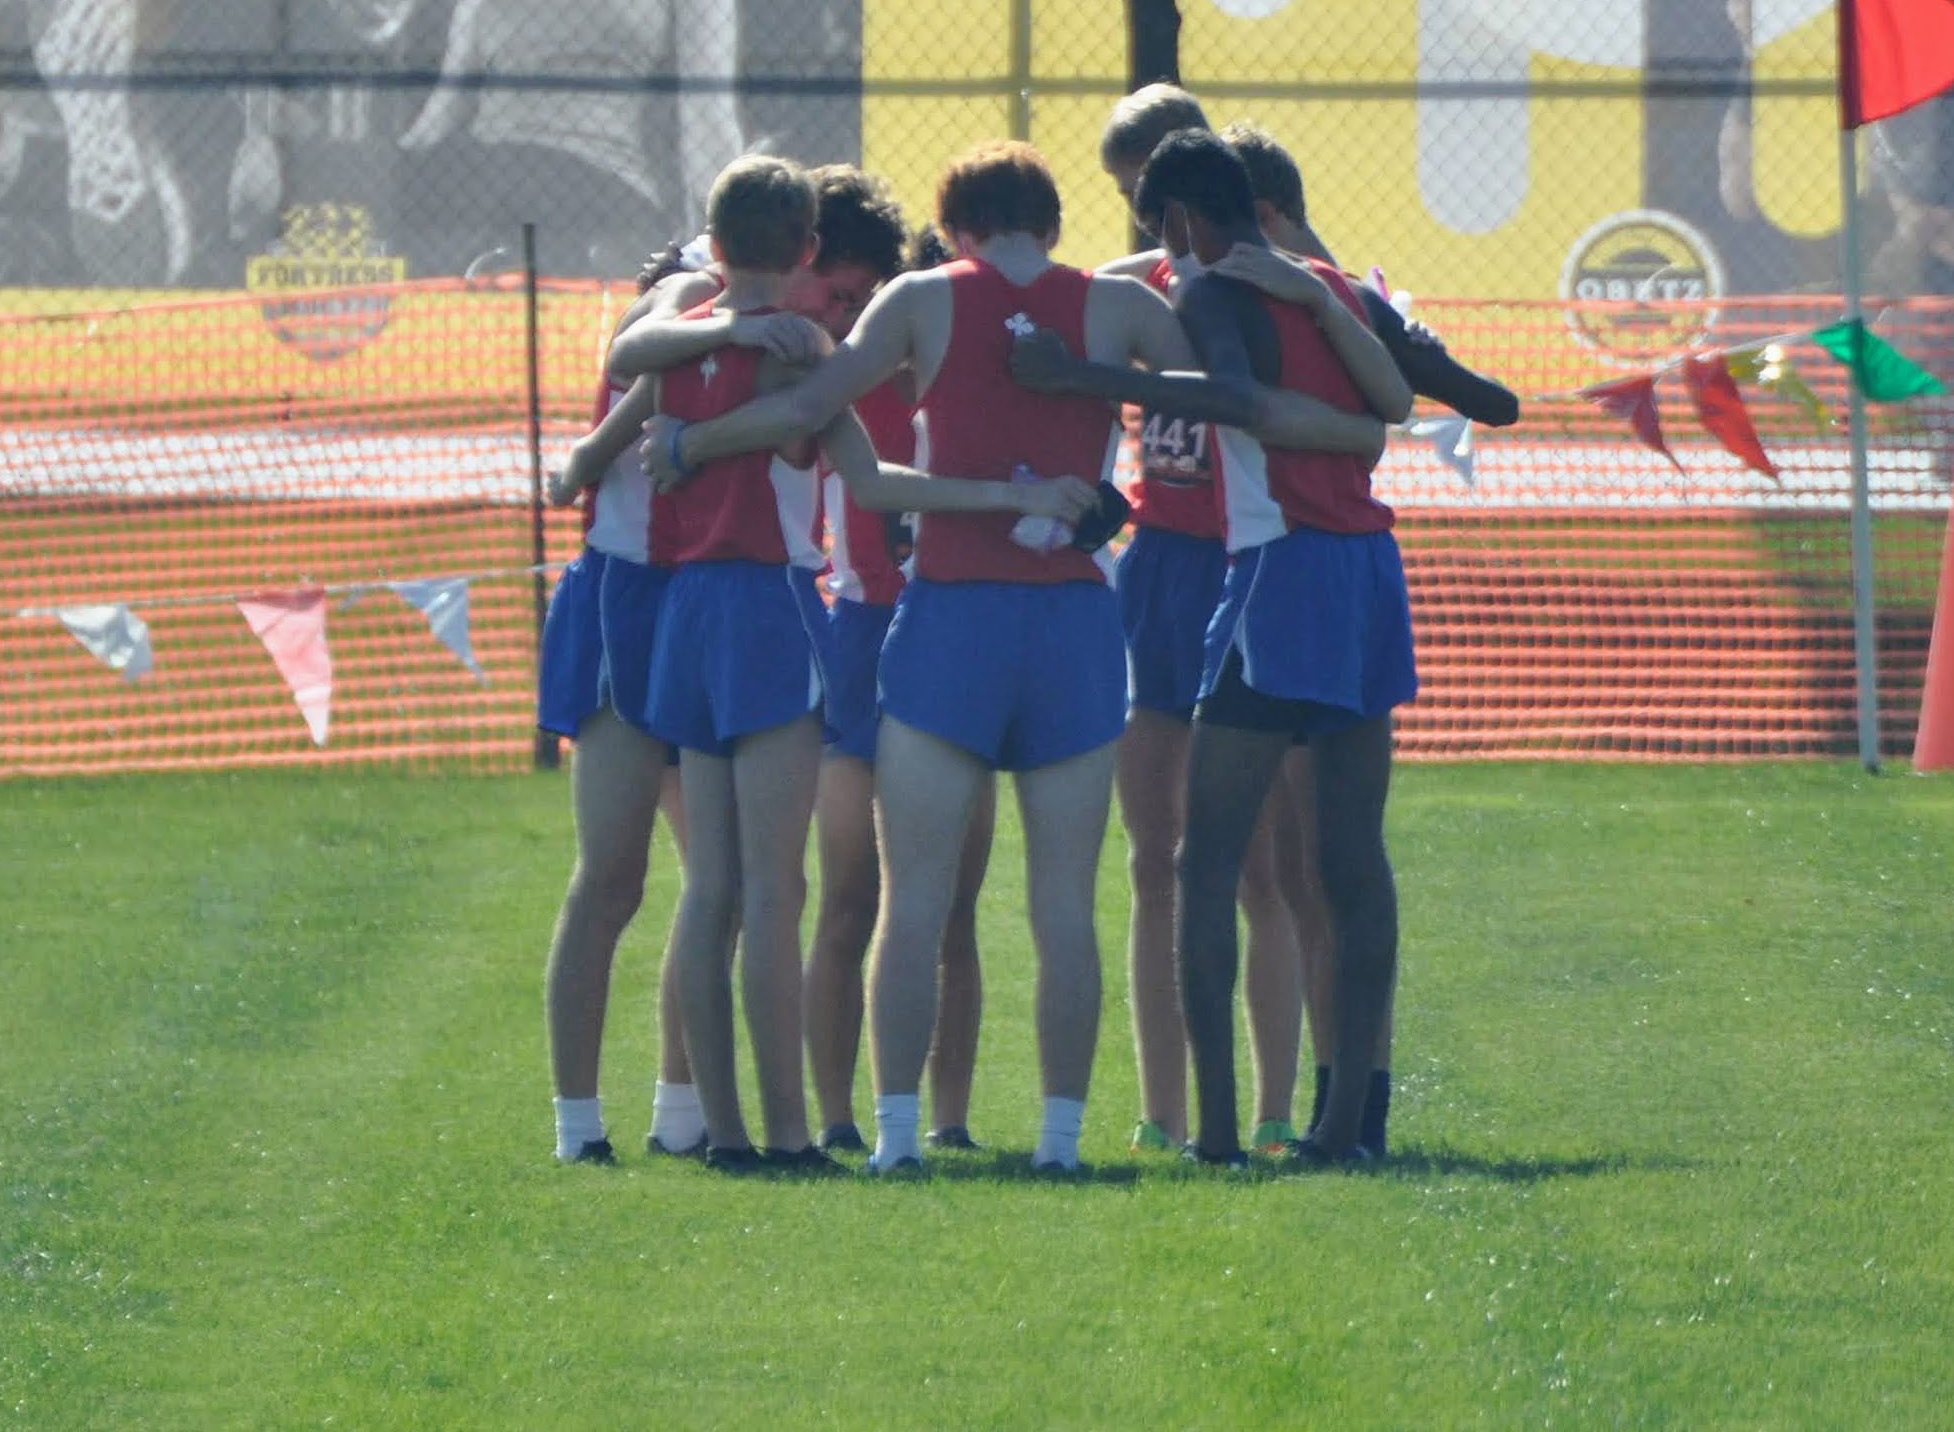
[1009, 463, 1075, 553]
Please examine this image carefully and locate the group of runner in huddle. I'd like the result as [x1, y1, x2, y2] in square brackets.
[539, 84, 1517, 1175]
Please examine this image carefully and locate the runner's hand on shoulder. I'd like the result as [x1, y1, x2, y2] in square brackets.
[1009, 327, 1081, 395]
[731, 311, 832, 367]
[1211, 243, 1331, 317]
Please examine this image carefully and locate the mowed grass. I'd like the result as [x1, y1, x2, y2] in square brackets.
[2, 764, 1951, 1430]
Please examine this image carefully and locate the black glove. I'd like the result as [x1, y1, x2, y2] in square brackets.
[1070, 480, 1132, 554]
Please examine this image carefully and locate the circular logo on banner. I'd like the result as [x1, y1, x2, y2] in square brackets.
[1560, 209, 1725, 366]
[247, 203, 405, 363]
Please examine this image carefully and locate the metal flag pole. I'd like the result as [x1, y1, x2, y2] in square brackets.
[1838, 125, 1881, 772]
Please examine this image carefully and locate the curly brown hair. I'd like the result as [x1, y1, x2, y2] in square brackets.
[935, 141, 1062, 245]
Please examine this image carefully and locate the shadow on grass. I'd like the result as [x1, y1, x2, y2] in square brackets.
[865, 1150, 1147, 1186]
[1378, 1145, 1698, 1183]
[626, 1146, 1695, 1188]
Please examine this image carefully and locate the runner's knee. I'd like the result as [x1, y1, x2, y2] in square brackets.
[569, 854, 648, 931]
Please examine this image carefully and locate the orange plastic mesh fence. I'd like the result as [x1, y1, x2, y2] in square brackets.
[2, 284, 1949, 775]
[1392, 294, 1951, 760]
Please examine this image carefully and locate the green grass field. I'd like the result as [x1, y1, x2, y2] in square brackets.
[4, 763, 1951, 1429]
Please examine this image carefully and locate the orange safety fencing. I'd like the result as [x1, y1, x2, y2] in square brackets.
[2, 281, 1950, 776]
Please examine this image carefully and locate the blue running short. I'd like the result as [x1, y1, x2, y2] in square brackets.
[878, 578, 1125, 772]
[646, 560, 833, 756]
[1115, 524, 1229, 722]
[1197, 525, 1418, 738]
[536, 548, 671, 740]
[825, 597, 895, 762]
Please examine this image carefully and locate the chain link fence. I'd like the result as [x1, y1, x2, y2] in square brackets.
[3, 1, 1949, 300]
[2, 2, 1951, 774]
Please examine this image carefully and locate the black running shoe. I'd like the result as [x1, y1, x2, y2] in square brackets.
[925, 1125, 981, 1151]
[764, 1145, 846, 1176]
[704, 1144, 767, 1174]
[570, 1138, 617, 1166]
[818, 1122, 867, 1153]
[646, 1131, 708, 1159]
[1282, 1135, 1374, 1169]
[1180, 1144, 1251, 1173]
[1030, 1157, 1091, 1178]
[866, 1152, 925, 1177]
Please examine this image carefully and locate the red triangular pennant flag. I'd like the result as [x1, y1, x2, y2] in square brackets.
[1839, 0, 1954, 128]
[1683, 353, 1781, 481]
[238, 587, 332, 745]
[1582, 375, 1683, 473]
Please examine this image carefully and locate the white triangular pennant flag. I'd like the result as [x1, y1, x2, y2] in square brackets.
[390, 578, 488, 684]
[1410, 415, 1475, 487]
[237, 588, 332, 745]
[57, 604, 154, 681]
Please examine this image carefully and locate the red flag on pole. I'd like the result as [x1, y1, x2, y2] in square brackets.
[1582, 375, 1683, 473]
[1839, 0, 1954, 128]
[1684, 354, 1781, 481]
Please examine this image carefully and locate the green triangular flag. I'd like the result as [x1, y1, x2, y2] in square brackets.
[1810, 319, 1949, 403]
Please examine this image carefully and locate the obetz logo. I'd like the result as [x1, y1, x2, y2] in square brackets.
[1560, 209, 1725, 366]
[247, 203, 406, 363]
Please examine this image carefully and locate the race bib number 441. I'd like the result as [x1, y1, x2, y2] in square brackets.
[1140, 412, 1213, 487]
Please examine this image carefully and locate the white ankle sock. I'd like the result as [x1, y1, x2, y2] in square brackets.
[1034, 1096, 1086, 1170]
[873, 1093, 921, 1169]
[650, 1082, 705, 1151]
[553, 1096, 605, 1162]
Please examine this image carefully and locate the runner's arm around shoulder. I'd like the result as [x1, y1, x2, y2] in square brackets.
[1007, 275, 1257, 428]
[1092, 247, 1166, 280]
[1210, 246, 1412, 423]
[1358, 290, 1520, 427]
[605, 270, 727, 381]
[661, 274, 917, 474]
[1178, 277, 1387, 462]
[817, 413, 1095, 523]
[549, 274, 717, 504]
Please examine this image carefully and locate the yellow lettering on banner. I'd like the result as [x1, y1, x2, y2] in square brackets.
[246, 257, 409, 290]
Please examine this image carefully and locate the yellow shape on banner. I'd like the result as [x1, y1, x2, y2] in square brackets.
[1733, 342, 1834, 432]
[1750, 8, 1840, 239]
[1725, 347, 1767, 384]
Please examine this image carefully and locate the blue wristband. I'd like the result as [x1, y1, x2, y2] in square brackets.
[668, 420, 694, 481]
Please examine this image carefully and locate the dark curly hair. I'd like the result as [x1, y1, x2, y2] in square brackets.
[905, 223, 953, 272]
[635, 240, 688, 294]
[810, 164, 908, 282]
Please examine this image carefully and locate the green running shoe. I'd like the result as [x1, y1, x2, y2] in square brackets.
[1251, 1120, 1298, 1154]
[1130, 1119, 1174, 1153]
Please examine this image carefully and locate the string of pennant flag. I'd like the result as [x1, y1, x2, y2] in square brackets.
[10, 296, 1950, 746]
[10, 566, 561, 746]
[1361, 266, 1949, 488]
[1397, 310, 1949, 490]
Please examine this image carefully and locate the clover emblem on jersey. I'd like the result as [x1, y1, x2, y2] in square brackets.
[1004, 311, 1036, 338]
[699, 354, 720, 386]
